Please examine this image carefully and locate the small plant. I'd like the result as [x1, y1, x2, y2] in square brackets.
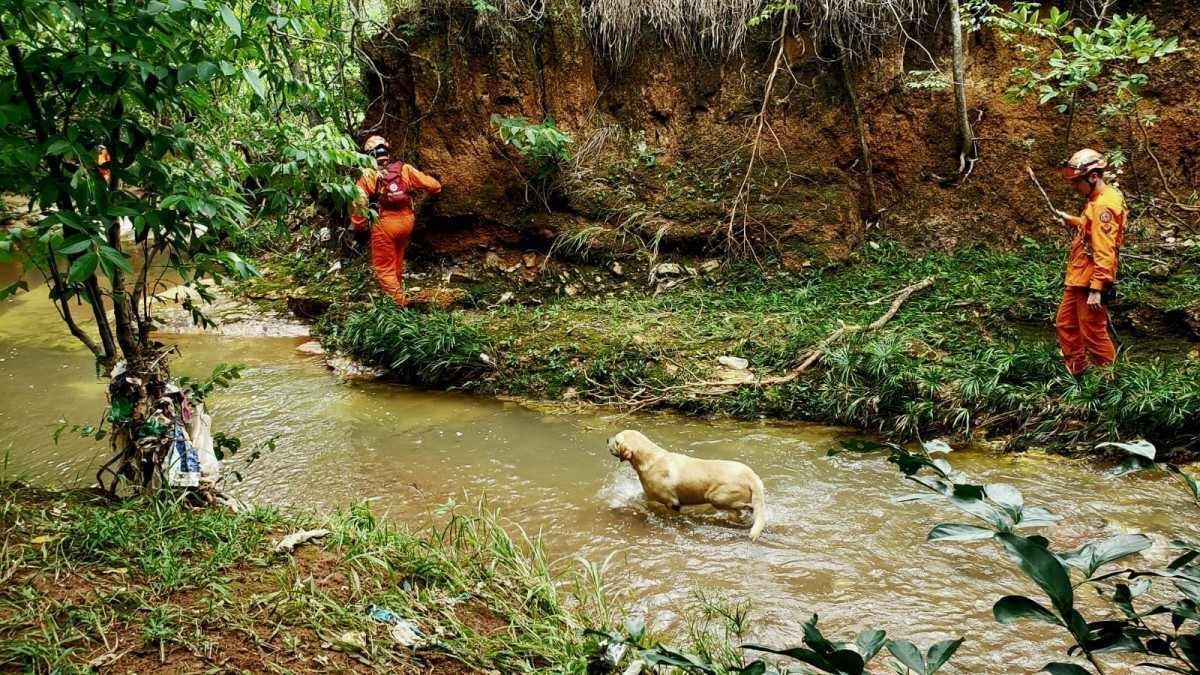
[491, 114, 573, 181]
[586, 613, 961, 674]
[903, 70, 950, 92]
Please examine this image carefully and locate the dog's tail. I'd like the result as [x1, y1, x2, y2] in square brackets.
[749, 474, 767, 541]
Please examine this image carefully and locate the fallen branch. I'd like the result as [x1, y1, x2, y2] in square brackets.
[795, 276, 935, 374]
[597, 277, 936, 411]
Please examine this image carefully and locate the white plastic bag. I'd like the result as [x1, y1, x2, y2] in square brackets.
[186, 402, 221, 480]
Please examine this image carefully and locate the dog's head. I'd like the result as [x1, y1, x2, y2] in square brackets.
[607, 430, 639, 462]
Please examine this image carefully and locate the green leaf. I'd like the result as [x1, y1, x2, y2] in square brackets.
[219, 4, 241, 37]
[928, 523, 996, 542]
[1060, 534, 1152, 578]
[925, 638, 962, 673]
[886, 640, 925, 675]
[1041, 664, 1091, 675]
[57, 237, 94, 255]
[997, 533, 1074, 625]
[67, 251, 99, 284]
[98, 245, 133, 275]
[855, 629, 887, 662]
[993, 595, 1062, 625]
[0, 281, 29, 301]
[243, 67, 265, 98]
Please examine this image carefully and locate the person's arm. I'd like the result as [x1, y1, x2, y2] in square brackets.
[402, 164, 442, 195]
[1089, 204, 1123, 292]
[349, 172, 374, 229]
[1056, 209, 1084, 230]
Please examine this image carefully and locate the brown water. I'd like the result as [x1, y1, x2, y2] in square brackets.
[2, 266, 1197, 672]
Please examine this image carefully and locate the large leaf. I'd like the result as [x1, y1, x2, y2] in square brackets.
[997, 533, 1075, 624]
[855, 629, 887, 662]
[993, 595, 1062, 625]
[1060, 534, 1152, 578]
[243, 67, 266, 98]
[744, 644, 863, 675]
[1041, 663, 1091, 675]
[97, 244, 133, 277]
[67, 251, 99, 284]
[928, 523, 996, 542]
[1096, 440, 1156, 460]
[886, 640, 925, 674]
[219, 4, 241, 36]
[950, 485, 1012, 531]
[985, 483, 1025, 522]
[925, 638, 962, 673]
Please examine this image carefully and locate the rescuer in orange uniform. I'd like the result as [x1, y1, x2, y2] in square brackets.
[1053, 148, 1126, 376]
[97, 145, 112, 183]
[350, 136, 442, 307]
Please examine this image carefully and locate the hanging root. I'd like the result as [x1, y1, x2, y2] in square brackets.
[724, 5, 793, 259]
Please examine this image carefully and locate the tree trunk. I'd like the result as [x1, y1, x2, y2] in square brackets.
[949, 0, 976, 172]
[839, 40, 879, 219]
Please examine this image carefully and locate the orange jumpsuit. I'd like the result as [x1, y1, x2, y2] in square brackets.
[350, 163, 442, 306]
[97, 147, 111, 183]
[1055, 184, 1126, 375]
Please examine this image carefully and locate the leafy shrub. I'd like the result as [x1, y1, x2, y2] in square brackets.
[328, 300, 493, 386]
[491, 114, 573, 181]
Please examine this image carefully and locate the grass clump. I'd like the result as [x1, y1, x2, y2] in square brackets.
[322, 299, 493, 386]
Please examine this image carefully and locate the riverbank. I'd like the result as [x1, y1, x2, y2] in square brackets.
[239, 235, 1200, 454]
[0, 482, 623, 672]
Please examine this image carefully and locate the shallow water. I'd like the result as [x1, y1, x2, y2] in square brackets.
[2, 266, 1197, 672]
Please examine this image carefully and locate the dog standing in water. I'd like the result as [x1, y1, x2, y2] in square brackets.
[607, 430, 767, 540]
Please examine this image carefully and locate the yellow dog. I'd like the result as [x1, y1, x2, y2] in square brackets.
[608, 430, 767, 540]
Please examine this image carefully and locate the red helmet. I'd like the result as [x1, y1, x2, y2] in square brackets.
[1061, 148, 1107, 181]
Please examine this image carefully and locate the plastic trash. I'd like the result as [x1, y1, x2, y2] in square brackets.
[368, 605, 425, 648]
[272, 529, 331, 554]
[166, 423, 200, 488]
[185, 402, 220, 479]
[717, 356, 749, 370]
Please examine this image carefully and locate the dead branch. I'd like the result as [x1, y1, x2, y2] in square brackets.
[795, 275, 935, 373]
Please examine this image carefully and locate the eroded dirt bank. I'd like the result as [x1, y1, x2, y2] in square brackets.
[362, 0, 1200, 259]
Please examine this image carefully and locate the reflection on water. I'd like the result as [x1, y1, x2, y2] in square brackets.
[3, 270, 1197, 672]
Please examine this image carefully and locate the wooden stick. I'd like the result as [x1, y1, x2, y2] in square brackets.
[1026, 165, 1060, 219]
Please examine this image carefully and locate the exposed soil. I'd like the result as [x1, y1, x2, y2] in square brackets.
[362, 0, 1200, 260]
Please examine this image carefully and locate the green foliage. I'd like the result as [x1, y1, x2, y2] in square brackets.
[326, 299, 493, 386]
[988, 3, 1181, 121]
[588, 612, 960, 674]
[491, 114, 572, 181]
[903, 70, 951, 92]
[837, 438, 1200, 674]
[0, 0, 371, 369]
[748, 1, 797, 28]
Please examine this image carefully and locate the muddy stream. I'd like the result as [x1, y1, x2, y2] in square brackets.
[1, 264, 1196, 673]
